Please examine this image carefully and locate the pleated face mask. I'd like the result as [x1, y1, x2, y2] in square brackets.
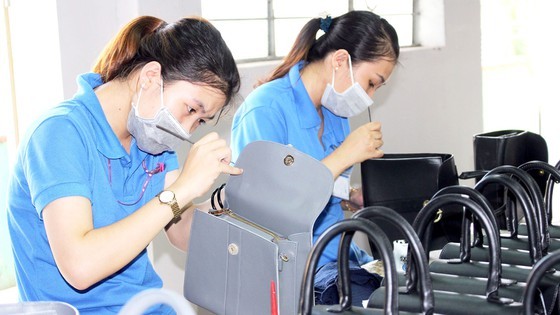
[321, 55, 373, 118]
[127, 81, 192, 155]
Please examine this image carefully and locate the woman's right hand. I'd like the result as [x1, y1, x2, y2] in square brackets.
[171, 132, 243, 205]
[339, 121, 384, 165]
[322, 122, 384, 179]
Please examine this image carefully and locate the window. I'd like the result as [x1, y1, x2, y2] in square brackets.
[202, 0, 415, 62]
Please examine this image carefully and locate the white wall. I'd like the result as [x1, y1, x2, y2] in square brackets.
[51, 0, 482, 312]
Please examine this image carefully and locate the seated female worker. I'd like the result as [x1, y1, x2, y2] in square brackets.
[230, 11, 399, 306]
[7, 15, 242, 315]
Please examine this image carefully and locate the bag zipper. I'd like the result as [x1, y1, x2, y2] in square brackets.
[211, 208, 284, 242]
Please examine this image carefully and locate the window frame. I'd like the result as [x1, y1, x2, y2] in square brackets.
[204, 0, 418, 63]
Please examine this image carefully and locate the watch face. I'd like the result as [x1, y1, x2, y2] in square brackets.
[159, 190, 174, 203]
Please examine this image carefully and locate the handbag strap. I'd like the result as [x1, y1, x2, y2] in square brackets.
[412, 194, 510, 304]
[519, 160, 560, 225]
[432, 186, 501, 271]
[486, 165, 548, 252]
[523, 250, 560, 314]
[475, 174, 542, 264]
[350, 207, 434, 314]
[298, 219, 398, 315]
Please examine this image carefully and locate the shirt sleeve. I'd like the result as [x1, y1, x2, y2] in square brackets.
[230, 104, 287, 162]
[23, 117, 92, 218]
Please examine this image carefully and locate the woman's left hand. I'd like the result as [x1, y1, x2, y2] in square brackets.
[349, 187, 364, 208]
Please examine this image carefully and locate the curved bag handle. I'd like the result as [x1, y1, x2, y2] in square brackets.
[298, 219, 398, 315]
[432, 186, 501, 268]
[485, 165, 548, 251]
[475, 174, 542, 264]
[349, 206, 434, 314]
[412, 194, 509, 304]
[519, 160, 560, 225]
[523, 250, 560, 314]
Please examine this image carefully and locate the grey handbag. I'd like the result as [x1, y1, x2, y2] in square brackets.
[183, 141, 334, 315]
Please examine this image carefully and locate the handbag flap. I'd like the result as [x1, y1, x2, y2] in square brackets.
[224, 141, 333, 236]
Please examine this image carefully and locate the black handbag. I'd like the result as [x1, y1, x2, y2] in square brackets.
[517, 160, 560, 238]
[439, 173, 543, 267]
[463, 130, 548, 229]
[369, 194, 525, 314]
[298, 218, 400, 315]
[349, 206, 434, 314]
[428, 186, 546, 305]
[360, 153, 461, 252]
[478, 165, 552, 254]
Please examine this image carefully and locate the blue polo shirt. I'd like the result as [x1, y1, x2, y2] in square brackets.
[7, 73, 178, 314]
[231, 61, 372, 268]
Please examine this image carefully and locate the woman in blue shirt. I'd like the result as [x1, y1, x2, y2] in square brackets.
[7, 16, 242, 314]
[230, 11, 399, 305]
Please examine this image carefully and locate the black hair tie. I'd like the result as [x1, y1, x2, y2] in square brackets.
[320, 15, 332, 33]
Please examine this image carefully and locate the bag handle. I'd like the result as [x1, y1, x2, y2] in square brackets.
[523, 250, 560, 314]
[519, 160, 560, 226]
[475, 174, 542, 264]
[412, 194, 511, 304]
[432, 186, 501, 268]
[485, 165, 548, 252]
[349, 206, 434, 314]
[298, 219, 398, 315]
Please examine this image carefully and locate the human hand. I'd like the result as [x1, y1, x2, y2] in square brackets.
[171, 132, 242, 204]
[338, 122, 384, 165]
[349, 187, 364, 208]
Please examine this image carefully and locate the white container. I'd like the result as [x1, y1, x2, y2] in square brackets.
[0, 302, 78, 315]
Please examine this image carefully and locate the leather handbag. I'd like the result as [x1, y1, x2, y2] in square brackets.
[298, 218, 400, 315]
[360, 153, 461, 252]
[477, 165, 552, 254]
[517, 160, 560, 238]
[184, 141, 334, 315]
[350, 206, 434, 314]
[369, 194, 526, 314]
[463, 130, 548, 229]
[439, 173, 543, 267]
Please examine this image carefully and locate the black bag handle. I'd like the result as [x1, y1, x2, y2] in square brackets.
[523, 250, 560, 314]
[485, 165, 548, 251]
[519, 160, 560, 225]
[475, 174, 542, 264]
[298, 219, 398, 315]
[348, 206, 434, 314]
[432, 186, 501, 265]
[412, 194, 509, 304]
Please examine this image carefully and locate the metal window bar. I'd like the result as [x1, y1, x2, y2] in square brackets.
[207, 0, 416, 62]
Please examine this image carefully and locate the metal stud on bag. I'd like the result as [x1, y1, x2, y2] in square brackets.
[284, 155, 294, 166]
[228, 243, 239, 255]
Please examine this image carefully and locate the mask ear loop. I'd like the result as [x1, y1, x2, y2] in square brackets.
[160, 79, 165, 109]
[132, 84, 144, 113]
[331, 55, 356, 90]
[347, 55, 356, 85]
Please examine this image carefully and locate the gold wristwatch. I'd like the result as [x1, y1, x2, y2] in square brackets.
[157, 190, 182, 220]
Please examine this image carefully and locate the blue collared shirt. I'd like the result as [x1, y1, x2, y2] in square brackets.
[7, 73, 178, 314]
[231, 61, 372, 268]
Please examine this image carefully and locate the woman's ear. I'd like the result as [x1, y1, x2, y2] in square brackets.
[331, 49, 350, 70]
[138, 61, 162, 89]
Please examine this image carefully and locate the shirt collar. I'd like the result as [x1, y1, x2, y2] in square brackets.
[288, 61, 322, 129]
[74, 73, 133, 161]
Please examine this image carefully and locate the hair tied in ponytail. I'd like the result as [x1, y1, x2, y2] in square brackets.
[319, 14, 332, 33]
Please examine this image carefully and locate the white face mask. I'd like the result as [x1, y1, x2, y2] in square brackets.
[127, 81, 192, 155]
[320, 55, 373, 118]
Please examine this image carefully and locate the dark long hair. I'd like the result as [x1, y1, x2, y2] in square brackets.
[93, 16, 240, 106]
[260, 10, 399, 85]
